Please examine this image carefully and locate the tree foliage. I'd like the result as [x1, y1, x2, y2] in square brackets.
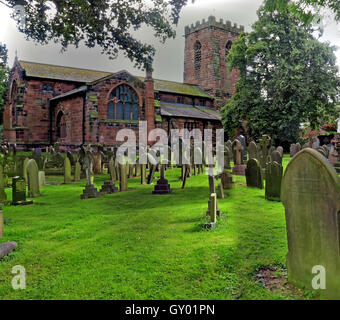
[0, 0, 192, 70]
[0, 43, 9, 125]
[221, 6, 340, 145]
[265, 0, 340, 23]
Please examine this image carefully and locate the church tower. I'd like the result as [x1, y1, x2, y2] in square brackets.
[184, 16, 244, 108]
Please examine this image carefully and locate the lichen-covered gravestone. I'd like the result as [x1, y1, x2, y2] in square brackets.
[74, 161, 81, 182]
[0, 166, 7, 203]
[64, 157, 72, 184]
[245, 159, 263, 189]
[265, 161, 283, 201]
[281, 149, 340, 299]
[119, 163, 128, 192]
[271, 150, 282, 165]
[27, 159, 40, 198]
[248, 141, 258, 161]
[12, 176, 33, 205]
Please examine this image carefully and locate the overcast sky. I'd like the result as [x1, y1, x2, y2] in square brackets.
[0, 0, 339, 82]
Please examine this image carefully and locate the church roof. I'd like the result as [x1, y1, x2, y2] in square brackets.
[159, 102, 220, 121]
[19, 61, 112, 83]
[19, 60, 212, 99]
[138, 77, 212, 98]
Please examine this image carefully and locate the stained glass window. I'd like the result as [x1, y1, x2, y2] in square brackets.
[107, 85, 139, 121]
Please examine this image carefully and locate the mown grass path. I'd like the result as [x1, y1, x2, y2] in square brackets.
[0, 156, 303, 300]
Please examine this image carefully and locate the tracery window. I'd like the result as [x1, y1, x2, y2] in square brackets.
[107, 85, 139, 121]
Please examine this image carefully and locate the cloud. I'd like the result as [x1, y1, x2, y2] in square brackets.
[0, 0, 338, 82]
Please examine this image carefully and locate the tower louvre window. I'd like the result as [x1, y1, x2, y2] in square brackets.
[194, 41, 202, 76]
[225, 40, 233, 61]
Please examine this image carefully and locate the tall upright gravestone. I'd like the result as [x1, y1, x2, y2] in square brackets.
[281, 149, 340, 299]
[265, 161, 283, 201]
[64, 157, 72, 184]
[245, 159, 263, 189]
[27, 159, 40, 197]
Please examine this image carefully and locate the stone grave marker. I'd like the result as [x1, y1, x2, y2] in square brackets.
[64, 157, 72, 184]
[0, 208, 3, 239]
[74, 161, 81, 182]
[248, 141, 258, 161]
[217, 183, 224, 199]
[271, 150, 282, 165]
[27, 159, 40, 198]
[281, 149, 340, 299]
[119, 163, 128, 191]
[232, 140, 246, 176]
[0, 166, 7, 203]
[265, 161, 283, 202]
[245, 158, 263, 189]
[12, 176, 33, 205]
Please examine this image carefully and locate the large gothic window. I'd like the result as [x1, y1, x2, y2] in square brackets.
[107, 84, 139, 121]
[194, 41, 202, 75]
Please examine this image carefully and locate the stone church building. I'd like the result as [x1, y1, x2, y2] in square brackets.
[3, 16, 243, 148]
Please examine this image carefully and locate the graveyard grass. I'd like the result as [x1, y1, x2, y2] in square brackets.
[0, 155, 315, 300]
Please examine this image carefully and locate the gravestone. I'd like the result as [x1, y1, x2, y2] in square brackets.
[152, 164, 172, 194]
[0, 166, 7, 203]
[221, 171, 233, 190]
[27, 159, 40, 198]
[108, 158, 116, 182]
[248, 141, 258, 161]
[119, 163, 128, 192]
[81, 146, 100, 199]
[265, 161, 283, 202]
[277, 146, 284, 157]
[259, 135, 271, 168]
[12, 176, 33, 206]
[271, 150, 282, 165]
[23, 158, 29, 183]
[217, 183, 224, 199]
[141, 164, 147, 185]
[0, 241, 18, 260]
[237, 135, 247, 162]
[64, 157, 72, 184]
[100, 181, 118, 194]
[74, 161, 81, 182]
[204, 193, 217, 229]
[231, 140, 246, 176]
[245, 159, 263, 189]
[281, 149, 340, 299]
[38, 171, 46, 187]
[224, 146, 231, 170]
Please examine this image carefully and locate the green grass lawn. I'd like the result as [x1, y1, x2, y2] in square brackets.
[0, 155, 310, 300]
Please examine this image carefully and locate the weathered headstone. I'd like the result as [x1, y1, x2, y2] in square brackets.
[237, 135, 247, 162]
[217, 183, 224, 199]
[248, 141, 258, 161]
[0, 166, 7, 203]
[204, 193, 217, 229]
[281, 149, 340, 299]
[141, 164, 147, 185]
[245, 158, 263, 189]
[232, 140, 246, 176]
[276, 146, 284, 157]
[100, 181, 118, 194]
[64, 157, 72, 184]
[38, 171, 46, 187]
[271, 150, 282, 165]
[119, 163, 128, 192]
[221, 171, 233, 190]
[12, 176, 32, 205]
[0, 241, 18, 260]
[265, 161, 283, 202]
[27, 159, 40, 197]
[74, 161, 81, 182]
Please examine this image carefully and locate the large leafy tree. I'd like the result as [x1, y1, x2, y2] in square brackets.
[221, 6, 340, 145]
[265, 0, 340, 23]
[0, 0, 193, 70]
[0, 43, 9, 125]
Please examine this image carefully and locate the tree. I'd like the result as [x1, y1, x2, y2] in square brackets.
[0, 43, 9, 125]
[221, 6, 340, 145]
[265, 0, 340, 23]
[0, 0, 193, 70]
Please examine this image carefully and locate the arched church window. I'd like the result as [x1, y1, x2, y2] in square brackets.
[107, 84, 139, 121]
[194, 41, 202, 74]
[56, 111, 67, 139]
[225, 40, 233, 61]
